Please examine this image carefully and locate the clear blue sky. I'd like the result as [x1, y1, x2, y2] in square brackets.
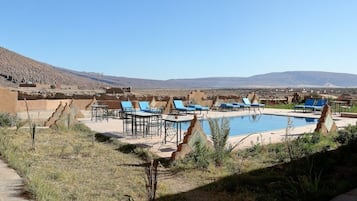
[1, 0, 356, 80]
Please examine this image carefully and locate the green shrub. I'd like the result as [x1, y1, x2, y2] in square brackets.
[334, 123, 357, 145]
[189, 141, 210, 169]
[0, 112, 18, 127]
[334, 130, 357, 145]
[172, 141, 211, 170]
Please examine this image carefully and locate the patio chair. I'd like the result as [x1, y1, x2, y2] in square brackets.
[120, 101, 135, 133]
[138, 101, 161, 113]
[173, 100, 195, 114]
[294, 98, 315, 112]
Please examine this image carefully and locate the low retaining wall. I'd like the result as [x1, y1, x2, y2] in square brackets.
[341, 112, 357, 118]
[16, 99, 93, 112]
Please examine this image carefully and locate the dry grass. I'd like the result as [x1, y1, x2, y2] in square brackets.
[3, 122, 353, 201]
[3, 123, 241, 201]
[0, 127, 151, 201]
[1, 124, 258, 201]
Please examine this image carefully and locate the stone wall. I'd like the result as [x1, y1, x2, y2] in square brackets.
[72, 99, 96, 110]
[16, 99, 93, 112]
[16, 99, 72, 112]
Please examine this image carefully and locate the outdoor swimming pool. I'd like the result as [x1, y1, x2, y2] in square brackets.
[182, 114, 317, 136]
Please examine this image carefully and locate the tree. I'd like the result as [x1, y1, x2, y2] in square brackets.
[208, 118, 230, 167]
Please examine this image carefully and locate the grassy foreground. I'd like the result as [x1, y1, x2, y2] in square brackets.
[1, 120, 357, 201]
[0, 125, 152, 201]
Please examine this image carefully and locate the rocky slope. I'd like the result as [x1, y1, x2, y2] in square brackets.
[0, 47, 102, 89]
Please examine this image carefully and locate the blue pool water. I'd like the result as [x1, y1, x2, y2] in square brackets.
[181, 114, 317, 136]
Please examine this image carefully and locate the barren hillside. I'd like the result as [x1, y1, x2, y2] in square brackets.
[0, 47, 103, 89]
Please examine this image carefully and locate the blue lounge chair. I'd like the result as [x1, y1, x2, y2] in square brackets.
[188, 104, 210, 113]
[138, 101, 161, 113]
[242, 98, 265, 108]
[232, 103, 243, 110]
[240, 98, 252, 111]
[220, 103, 233, 111]
[173, 100, 195, 114]
[308, 99, 327, 111]
[219, 103, 241, 111]
[121, 101, 135, 112]
[294, 99, 315, 112]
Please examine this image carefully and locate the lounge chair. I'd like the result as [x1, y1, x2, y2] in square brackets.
[308, 99, 327, 111]
[294, 99, 315, 112]
[138, 101, 161, 113]
[220, 103, 233, 111]
[219, 103, 240, 111]
[188, 104, 210, 114]
[242, 98, 264, 107]
[239, 99, 252, 111]
[120, 101, 135, 113]
[232, 103, 244, 110]
[243, 98, 265, 108]
[173, 100, 195, 114]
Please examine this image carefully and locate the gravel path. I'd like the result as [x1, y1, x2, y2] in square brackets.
[0, 159, 29, 201]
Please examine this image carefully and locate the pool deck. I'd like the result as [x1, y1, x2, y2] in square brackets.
[79, 108, 357, 158]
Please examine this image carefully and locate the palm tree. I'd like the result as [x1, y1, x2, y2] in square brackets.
[208, 117, 230, 167]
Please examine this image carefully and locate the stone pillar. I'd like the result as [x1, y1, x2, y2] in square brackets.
[315, 104, 337, 135]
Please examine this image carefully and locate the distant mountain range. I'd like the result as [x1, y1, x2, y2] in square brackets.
[1, 46, 357, 89]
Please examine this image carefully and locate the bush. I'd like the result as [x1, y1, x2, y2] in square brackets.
[189, 141, 210, 169]
[334, 130, 357, 145]
[334, 123, 357, 145]
[0, 112, 18, 127]
[173, 141, 210, 170]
